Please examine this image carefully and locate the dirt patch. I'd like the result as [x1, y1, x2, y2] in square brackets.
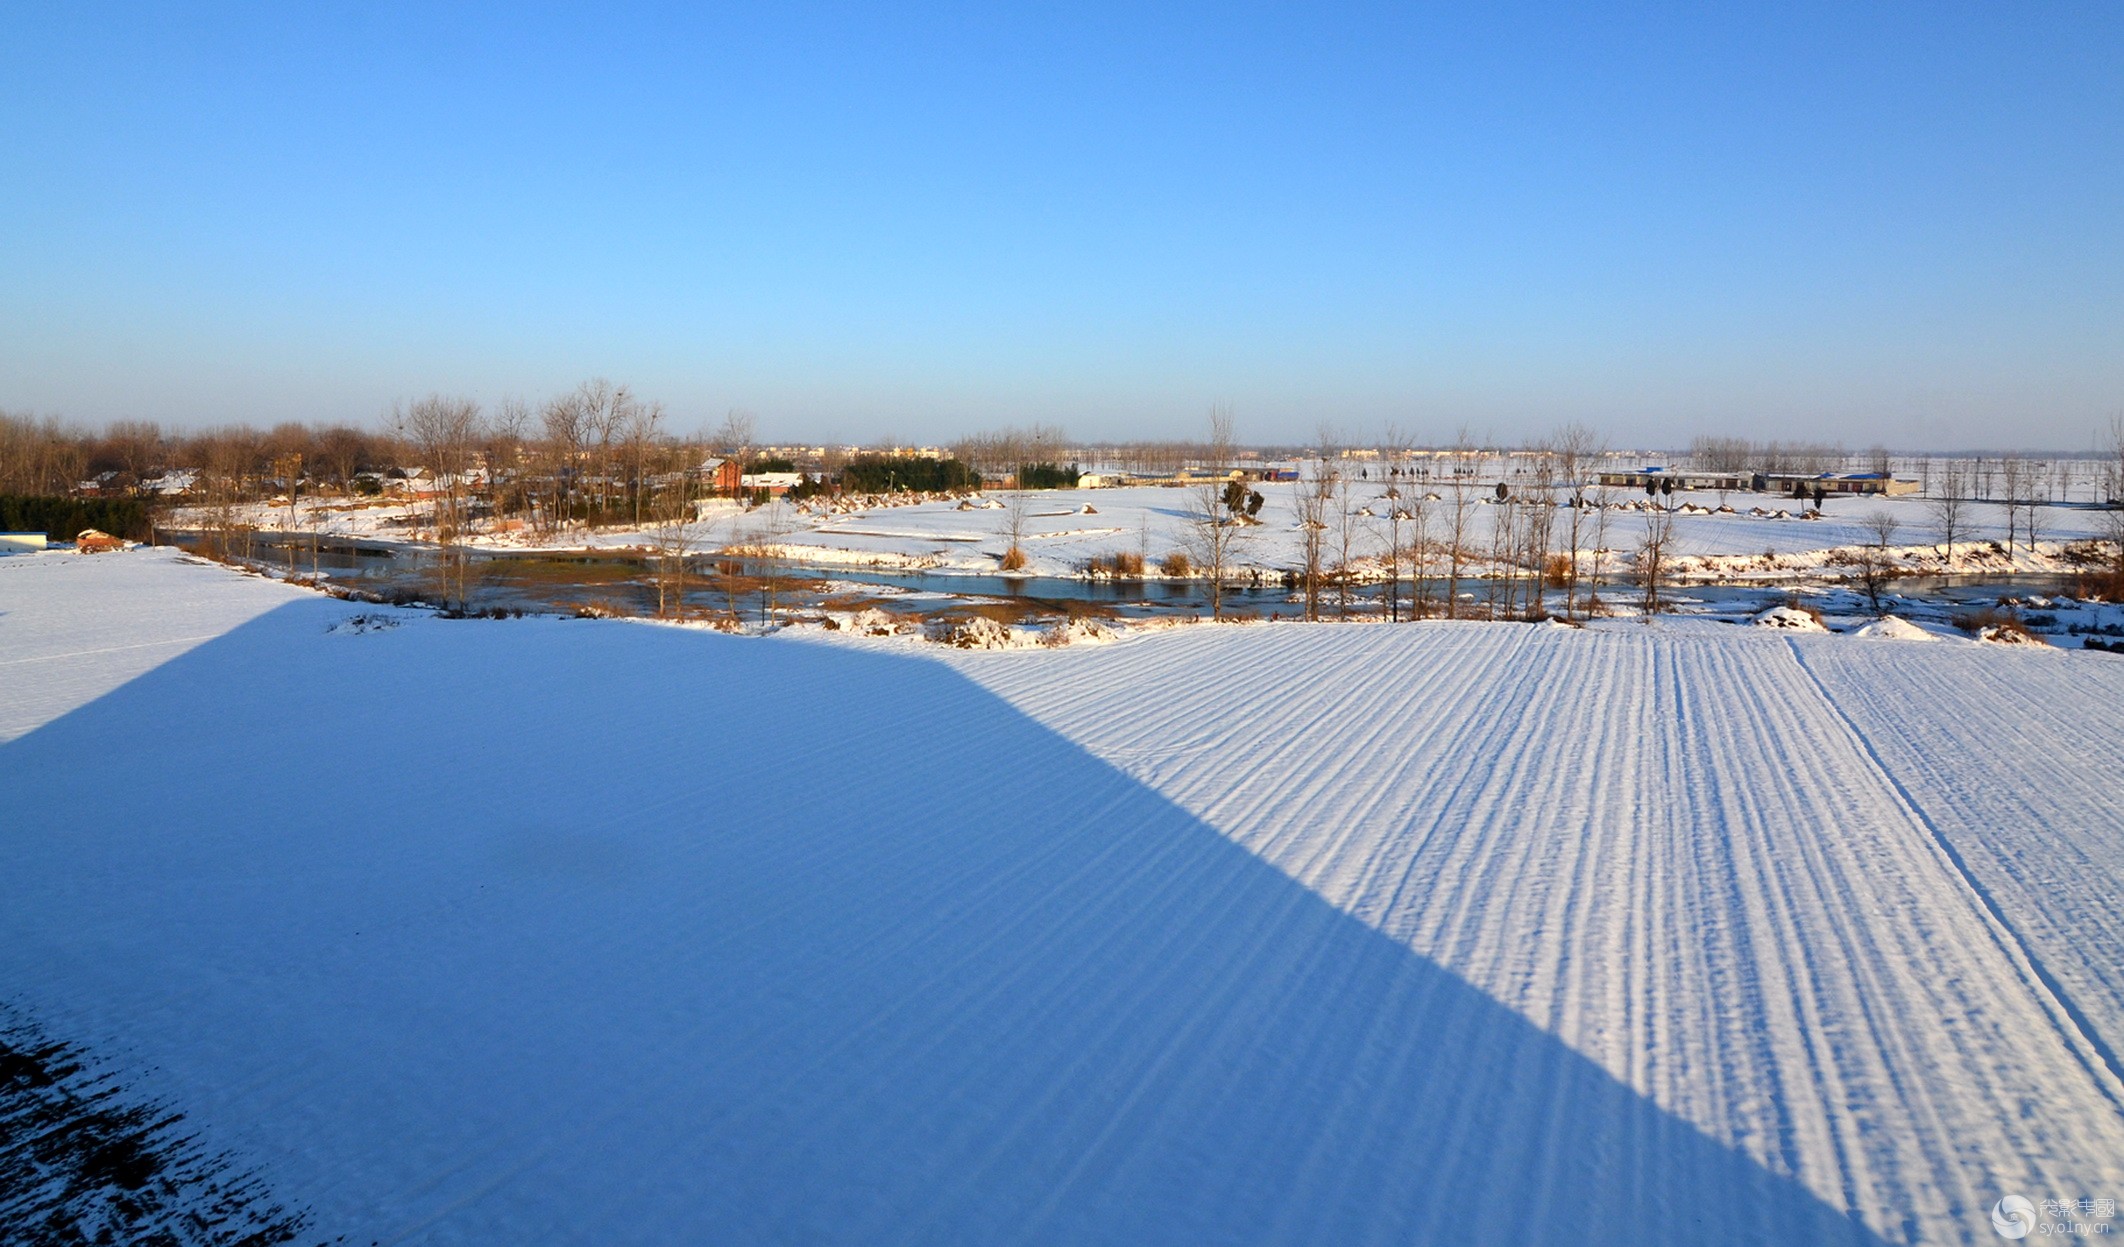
[0, 1007, 314, 1245]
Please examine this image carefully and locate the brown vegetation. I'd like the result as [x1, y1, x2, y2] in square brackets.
[1085, 550, 1145, 577]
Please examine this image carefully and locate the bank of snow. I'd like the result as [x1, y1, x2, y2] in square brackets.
[3, 548, 2121, 1245]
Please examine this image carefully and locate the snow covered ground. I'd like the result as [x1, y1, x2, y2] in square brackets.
[185, 482, 2118, 586]
[770, 484, 2118, 581]
[3, 548, 2121, 1244]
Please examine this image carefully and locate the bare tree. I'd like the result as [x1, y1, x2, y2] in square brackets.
[198, 426, 262, 563]
[1930, 463, 1968, 565]
[483, 399, 532, 528]
[1521, 443, 1560, 619]
[1442, 429, 1477, 618]
[1000, 488, 1032, 571]
[587, 380, 632, 517]
[1295, 430, 1336, 620]
[105, 420, 164, 493]
[1282, 437, 1333, 620]
[315, 425, 369, 495]
[1405, 482, 1433, 618]
[1634, 503, 1677, 619]
[2105, 415, 2124, 583]
[753, 497, 798, 625]
[715, 409, 757, 459]
[1330, 454, 1366, 619]
[1849, 509, 1902, 616]
[2000, 454, 2027, 553]
[1182, 406, 1250, 620]
[647, 473, 704, 619]
[1486, 479, 1516, 619]
[1552, 423, 1602, 618]
[1375, 423, 1413, 621]
[623, 397, 666, 527]
[1691, 435, 1753, 473]
[271, 449, 307, 573]
[1585, 479, 1616, 616]
[394, 395, 485, 612]
[540, 390, 591, 535]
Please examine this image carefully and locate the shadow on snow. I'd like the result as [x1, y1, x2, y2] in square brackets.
[0, 600, 1886, 1245]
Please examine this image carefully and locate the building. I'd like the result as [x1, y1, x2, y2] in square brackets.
[1757, 472, 1921, 497]
[1598, 467, 1920, 496]
[698, 458, 744, 495]
[740, 471, 807, 495]
[1597, 467, 1753, 492]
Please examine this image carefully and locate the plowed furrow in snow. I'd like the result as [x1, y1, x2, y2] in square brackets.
[1792, 640, 2124, 1075]
[960, 623, 2124, 1243]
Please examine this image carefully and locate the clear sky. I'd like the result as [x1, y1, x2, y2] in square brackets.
[2, 2, 2119, 448]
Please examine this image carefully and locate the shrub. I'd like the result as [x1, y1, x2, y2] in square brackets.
[927, 614, 1015, 649]
[2060, 540, 2108, 567]
[2075, 567, 2124, 602]
[1950, 606, 2037, 643]
[1000, 545, 1028, 571]
[1160, 551, 1192, 577]
[1016, 462, 1081, 490]
[0, 494, 152, 541]
[839, 455, 980, 493]
[1086, 550, 1145, 577]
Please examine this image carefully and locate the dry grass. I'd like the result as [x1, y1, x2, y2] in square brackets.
[1782, 594, 1826, 626]
[1161, 551, 1193, 577]
[1000, 546, 1028, 571]
[1950, 605, 2032, 641]
[1086, 550, 1145, 577]
[2073, 567, 2124, 602]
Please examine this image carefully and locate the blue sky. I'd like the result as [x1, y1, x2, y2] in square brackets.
[2, 2, 2118, 447]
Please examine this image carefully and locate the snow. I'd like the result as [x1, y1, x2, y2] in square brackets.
[1852, 615, 1938, 641]
[1749, 604, 1829, 631]
[4, 550, 2123, 1244]
[1976, 624, 2047, 646]
[762, 485, 2113, 586]
[186, 482, 2119, 588]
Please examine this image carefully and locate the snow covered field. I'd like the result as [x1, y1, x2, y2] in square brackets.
[188, 480, 2118, 587]
[4, 548, 2122, 1244]
[769, 483, 2117, 580]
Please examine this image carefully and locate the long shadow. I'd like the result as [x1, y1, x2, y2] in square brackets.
[0, 600, 1890, 1245]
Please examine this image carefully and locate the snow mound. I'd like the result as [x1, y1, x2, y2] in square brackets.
[1045, 617, 1118, 647]
[327, 613, 400, 635]
[825, 608, 910, 637]
[1853, 616, 1934, 641]
[931, 615, 1021, 649]
[1976, 624, 2046, 646]
[1750, 605, 1828, 632]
